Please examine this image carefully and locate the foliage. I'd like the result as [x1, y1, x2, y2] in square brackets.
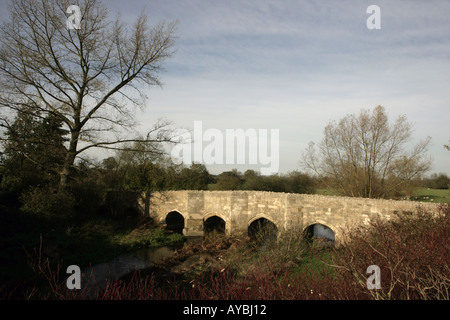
[213, 169, 243, 190]
[125, 229, 185, 249]
[420, 173, 449, 190]
[177, 163, 212, 190]
[19, 185, 75, 221]
[211, 169, 315, 194]
[100, 146, 213, 192]
[0, 111, 67, 194]
[68, 167, 108, 217]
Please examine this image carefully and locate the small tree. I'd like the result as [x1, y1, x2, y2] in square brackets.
[214, 169, 243, 190]
[301, 106, 432, 198]
[285, 171, 315, 194]
[178, 163, 211, 190]
[114, 141, 166, 192]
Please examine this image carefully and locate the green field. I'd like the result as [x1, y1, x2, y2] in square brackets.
[316, 188, 450, 203]
[411, 188, 450, 203]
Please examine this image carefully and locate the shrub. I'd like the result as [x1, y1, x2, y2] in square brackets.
[129, 229, 185, 249]
[19, 185, 75, 221]
[68, 175, 107, 217]
[331, 204, 450, 299]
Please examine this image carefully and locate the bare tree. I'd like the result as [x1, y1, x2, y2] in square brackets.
[0, 0, 177, 189]
[301, 106, 432, 198]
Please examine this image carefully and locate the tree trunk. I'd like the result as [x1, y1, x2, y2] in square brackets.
[59, 130, 79, 190]
[144, 190, 151, 217]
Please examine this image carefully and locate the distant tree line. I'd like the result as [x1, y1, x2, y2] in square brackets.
[210, 169, 316, 194]
[416, 173, 449, 190]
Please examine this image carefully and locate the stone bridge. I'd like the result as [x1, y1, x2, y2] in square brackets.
[135, 190, 439, 242]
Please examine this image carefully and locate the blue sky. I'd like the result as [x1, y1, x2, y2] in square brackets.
[1, 0, 449, 175]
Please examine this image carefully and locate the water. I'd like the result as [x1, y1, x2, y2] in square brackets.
[79, 237, 201, 297]
[79, 246, 176, 297]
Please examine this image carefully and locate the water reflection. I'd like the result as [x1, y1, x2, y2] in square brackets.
[80, 246, 176, 295]
[79, 237, 202, 297]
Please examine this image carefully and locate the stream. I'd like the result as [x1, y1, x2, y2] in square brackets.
[79, 237, 201, 297]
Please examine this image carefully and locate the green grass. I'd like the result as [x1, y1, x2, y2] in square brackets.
[315, 187, 450, 203]
[411, 187, 450, 203]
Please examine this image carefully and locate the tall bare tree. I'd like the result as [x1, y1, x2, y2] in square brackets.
[301, 106, 432, 198]
[0, 0, 177, 188]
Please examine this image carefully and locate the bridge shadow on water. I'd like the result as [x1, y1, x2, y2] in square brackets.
[78, 235, 204, 299]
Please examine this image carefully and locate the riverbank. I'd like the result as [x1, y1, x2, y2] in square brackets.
[85, 233, 335, 300]
[0, 208, 185, 299]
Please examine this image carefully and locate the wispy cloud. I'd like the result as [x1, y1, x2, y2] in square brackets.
[1, 0, 448, 174]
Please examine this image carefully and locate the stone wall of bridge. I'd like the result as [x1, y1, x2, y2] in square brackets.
[138, 190, 439, 241]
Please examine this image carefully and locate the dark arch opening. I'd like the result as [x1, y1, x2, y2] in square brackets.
[165, 211, 184, 234]
[248, 218, 278, 244]
[303, 223, 335, 243]
[204, 216, 226, 235]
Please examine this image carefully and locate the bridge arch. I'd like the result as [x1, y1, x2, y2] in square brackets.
[203, 215, 226, 235]
[248, 216, 278, 243]
[165, 210, 185, 234]
[303, 222, 336, 242]
[248, 214, 277, 227]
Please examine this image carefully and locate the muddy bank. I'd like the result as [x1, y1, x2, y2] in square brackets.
[118, 236, 244, 283]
